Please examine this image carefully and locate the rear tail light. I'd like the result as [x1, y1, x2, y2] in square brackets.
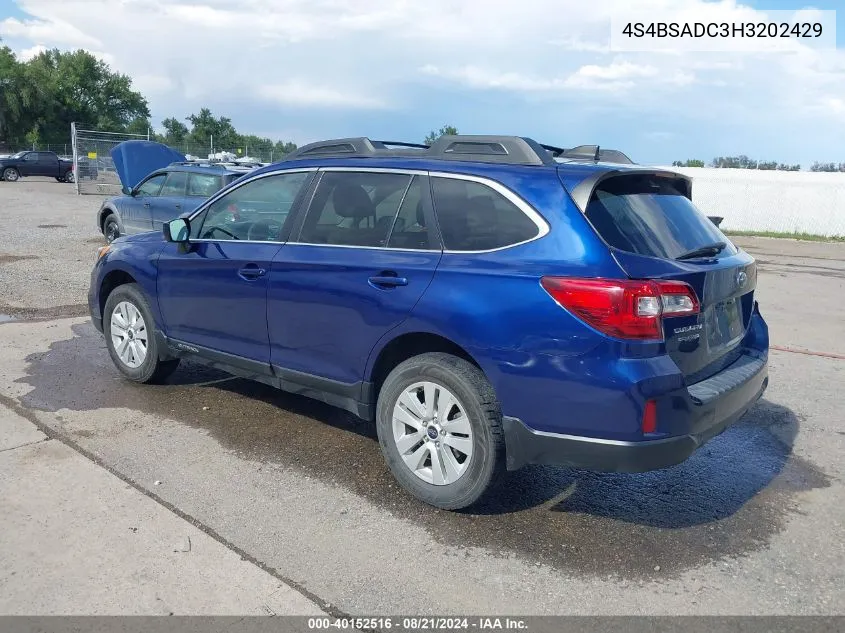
[540, 277, 700, 341]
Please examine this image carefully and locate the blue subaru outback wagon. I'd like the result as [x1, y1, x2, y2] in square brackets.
[88, 135, 769, 509]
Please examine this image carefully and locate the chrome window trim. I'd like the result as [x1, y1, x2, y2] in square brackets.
[286, 242, 441, 253]
[188, 239, 284, 245]
[181, 165, 550, 253]
[317, 166, 429, 176]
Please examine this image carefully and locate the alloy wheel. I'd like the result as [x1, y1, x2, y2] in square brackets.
[392, 381, 473, 485]
[110, 301, 148, 368]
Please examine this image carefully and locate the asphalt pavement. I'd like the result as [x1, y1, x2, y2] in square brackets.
[0, 179, 843, 615]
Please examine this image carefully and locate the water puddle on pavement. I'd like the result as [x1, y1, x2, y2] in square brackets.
[15, 322, 832, 580]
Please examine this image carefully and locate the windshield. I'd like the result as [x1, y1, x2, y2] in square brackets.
[584, 174, 737, 260]
[10, 151, 27, 159]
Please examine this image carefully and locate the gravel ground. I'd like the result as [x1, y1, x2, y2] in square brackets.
[1, 178, 843, 616]
[0, 178, 106, 317]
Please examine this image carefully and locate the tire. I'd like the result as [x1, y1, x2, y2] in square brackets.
[64, 170, 75, 183]
[2, 167, 19, 182]
[376, 352, 505, 510]
[103, 214, 120, 243]
[103, 283, 179, 384]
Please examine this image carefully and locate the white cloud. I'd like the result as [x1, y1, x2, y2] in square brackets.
[258, 81, 387, 109]
[423, 61, 694, 94]
[1, 0, 843, 151]
[0, 15, 100, 48]
[17, 43, 46, 60]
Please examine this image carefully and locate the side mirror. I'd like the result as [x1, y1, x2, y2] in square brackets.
[122, 186, 132, 196]
[163, 218, 190, 243]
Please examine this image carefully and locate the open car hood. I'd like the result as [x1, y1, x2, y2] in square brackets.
[110, 141, 186, 190]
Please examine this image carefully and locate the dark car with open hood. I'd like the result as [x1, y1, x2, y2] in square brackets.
[96, 140, 253, 242]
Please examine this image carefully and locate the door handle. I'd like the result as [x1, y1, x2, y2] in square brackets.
[175, 204, 181, 210]
[143, 202, 150, 208]
[238, 265, 267, 281]
[368, 273, 408, 288]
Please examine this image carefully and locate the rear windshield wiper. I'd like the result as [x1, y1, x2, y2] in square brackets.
[675, 241, 727, 261]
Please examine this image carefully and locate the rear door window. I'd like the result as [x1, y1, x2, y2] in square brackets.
[297, 171, 413, 247]
[584, 174, 737, 260]
[187, 173, 220, 197]
[160, 171, 187, 197]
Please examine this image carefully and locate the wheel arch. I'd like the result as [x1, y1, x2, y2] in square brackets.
[99, 206, 118, 232]
[366, 330, 487, 412]
[98, 269, 138, 321]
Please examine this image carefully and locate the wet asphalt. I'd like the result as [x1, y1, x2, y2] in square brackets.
[1, 181, 844, 614]
[11, 322, 832, 580]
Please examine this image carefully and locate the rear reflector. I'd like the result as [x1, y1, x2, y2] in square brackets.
[540, 277, 700, 341]
[642, 399, 657, 434]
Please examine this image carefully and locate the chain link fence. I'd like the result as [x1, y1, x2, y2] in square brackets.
[71, 125, 150, 195]
[0, 143, 72, 157]
[68, 124, 295, 195]
[175, 142, 288, 164]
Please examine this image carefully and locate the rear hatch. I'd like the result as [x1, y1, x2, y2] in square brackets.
[563, 169, 757, 383]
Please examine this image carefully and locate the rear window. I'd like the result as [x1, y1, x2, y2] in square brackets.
[584, 174, 736, 260]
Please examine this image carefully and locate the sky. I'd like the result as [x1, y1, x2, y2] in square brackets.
[1, 0, 843, 167]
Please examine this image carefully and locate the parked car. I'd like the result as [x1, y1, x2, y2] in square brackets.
[0, 150, 74, 182]
[96, 141, 248, 242]
[88, 135, 769, 510]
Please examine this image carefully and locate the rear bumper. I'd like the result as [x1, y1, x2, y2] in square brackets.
[503, 353, 768, 472]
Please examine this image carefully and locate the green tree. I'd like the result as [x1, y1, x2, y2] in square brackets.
[125, 116, 151, 138]
[186, 108, 238, 149]
[711, 155, 758, 169]
[0, 44, 39, 148]
[23, 48, 149, 140]
[424, 124, 458, 146]
[810, 161, 845, 172]
[160, 117, 188, 145]
[672, 159, 705, 167]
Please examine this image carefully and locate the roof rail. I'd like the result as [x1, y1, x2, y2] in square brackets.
[168, 161, 232, 169]
[283, 135, 558, 166]
[555, 145, 635, 165]
[281, 136, 635, 166]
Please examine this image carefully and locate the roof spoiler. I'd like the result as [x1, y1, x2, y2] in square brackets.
[566, 168, 693, 213]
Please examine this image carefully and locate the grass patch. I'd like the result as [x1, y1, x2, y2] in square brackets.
[724, 230, 845, 243]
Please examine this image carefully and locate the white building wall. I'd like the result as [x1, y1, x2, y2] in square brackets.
[662, 167, 845, 237]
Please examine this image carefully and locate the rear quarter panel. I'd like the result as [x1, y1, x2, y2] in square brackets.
[365, 169, 670, 438]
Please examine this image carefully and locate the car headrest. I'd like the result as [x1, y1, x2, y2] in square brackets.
[332, 183, 375, 219]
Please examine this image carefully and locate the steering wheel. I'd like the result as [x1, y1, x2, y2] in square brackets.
[203, 225, 239, 240]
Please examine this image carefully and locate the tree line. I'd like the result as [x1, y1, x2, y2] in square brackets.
[0, 44, 462, 159]
[0, 45, 302, 156]
[673, 156, 845, 172]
